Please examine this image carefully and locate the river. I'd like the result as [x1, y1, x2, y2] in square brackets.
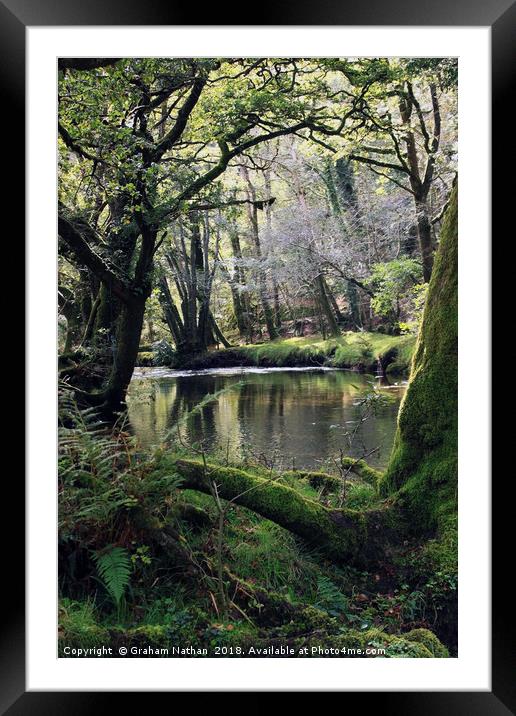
[127, 367, 406, 471]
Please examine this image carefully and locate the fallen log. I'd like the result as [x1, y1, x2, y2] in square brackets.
[161, 458, 402, 565]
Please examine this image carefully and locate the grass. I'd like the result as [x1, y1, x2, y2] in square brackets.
[186, 331, 416, 375]
[58, 479, 451, 657]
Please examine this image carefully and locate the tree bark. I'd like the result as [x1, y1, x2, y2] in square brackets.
[414, 197, 435, 283]
[102, 295, 149, 412]
[398, 84, 441, 283]
[315, 274, 341, 337]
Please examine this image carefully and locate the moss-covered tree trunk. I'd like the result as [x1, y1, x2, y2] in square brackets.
[381, 183, 458, 537]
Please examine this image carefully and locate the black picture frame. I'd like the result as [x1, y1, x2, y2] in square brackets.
[4, 0, 513, 709]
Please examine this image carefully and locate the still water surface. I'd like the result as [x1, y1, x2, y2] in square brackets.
[127, 367, 406, 471]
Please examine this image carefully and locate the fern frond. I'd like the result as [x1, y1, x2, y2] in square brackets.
[92, 546, 131, 607]
[315, 576, 349, 617]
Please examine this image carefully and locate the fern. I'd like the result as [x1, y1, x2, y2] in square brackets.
[315, 576, 350, 617]
[92, 546, 131, 608]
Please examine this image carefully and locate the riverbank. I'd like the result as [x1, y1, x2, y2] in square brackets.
[138, 332, 416, 375]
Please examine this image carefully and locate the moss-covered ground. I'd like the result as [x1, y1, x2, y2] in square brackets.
[167, 331, 415, 375]
[59, 454, 454, 658]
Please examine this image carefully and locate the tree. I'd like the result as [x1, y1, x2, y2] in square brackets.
[317, 58, 457, 281]
[58, 58, 356, 411]
[240, 165, 278, 340]
[58, 58, 457, 410]
[157, 211, 231, 356]
[367, 258, 423, 333]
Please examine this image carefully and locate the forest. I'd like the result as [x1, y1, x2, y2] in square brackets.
[58, 57, 458, 659]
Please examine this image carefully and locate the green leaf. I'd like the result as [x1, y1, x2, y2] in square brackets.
[92, 546, 131, 607]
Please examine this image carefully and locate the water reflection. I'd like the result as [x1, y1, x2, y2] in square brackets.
[127, 367, 406, 471]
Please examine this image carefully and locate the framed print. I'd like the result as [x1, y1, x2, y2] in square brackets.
[3, 0, 512, 708]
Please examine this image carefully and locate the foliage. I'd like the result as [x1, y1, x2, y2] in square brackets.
[151, 339, 177, 367]
[58, 389, 183, 602]
[59, 598, 106, 649]
[230, 520, 318, 594]
[314, 576, 350, 617]
[57, 58, 458, 661]
[367, 259, 423, 331]
[58, 56, 457, 411]
[92, 546, 132, 609]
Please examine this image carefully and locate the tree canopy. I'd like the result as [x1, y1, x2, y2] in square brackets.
[58, 57, 457, 411]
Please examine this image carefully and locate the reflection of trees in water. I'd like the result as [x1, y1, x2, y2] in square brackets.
[165, 375, 224, 449]
[128, 371, 404, 470]
[127, 380, 178, 446]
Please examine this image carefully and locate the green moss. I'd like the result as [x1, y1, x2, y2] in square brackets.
[381, 185, 458, 539]
[339, 458, 383, 487]
[403, 628, 449, 658]
[166, 457, 370, 563]
[345, 482, 378, 510]
[291, 626, 446, 658]
[385, 334, 417, 375]
[286, 469, 342, 491]
[332, 335, 373, 368]
[379, 187, 458, 651]
[184, 332, 415, 373]
[111, 624, 170, 648]
[284, 468, 381, 510]
[136, 351, 154, 366]
[58, 599, 109, 653]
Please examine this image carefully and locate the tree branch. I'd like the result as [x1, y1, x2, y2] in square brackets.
[152, 77, 207, 161]
[58, 212, 132, 304]
[349, 153, 411, 175]
[186, 197, 275, 212]
[58, 122, 104, 164]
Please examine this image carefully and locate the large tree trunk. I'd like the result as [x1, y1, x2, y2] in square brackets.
[102, 295, 148, 412]
[380, 183, 458, 534]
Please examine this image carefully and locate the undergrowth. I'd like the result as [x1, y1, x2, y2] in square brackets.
[58, 390, 453, 658]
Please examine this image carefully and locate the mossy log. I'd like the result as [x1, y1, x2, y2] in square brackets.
[169, 458, 400, 565]
[288, 460, 382, 491]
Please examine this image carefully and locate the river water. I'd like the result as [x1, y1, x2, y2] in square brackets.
[127, 367, 406, 471]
